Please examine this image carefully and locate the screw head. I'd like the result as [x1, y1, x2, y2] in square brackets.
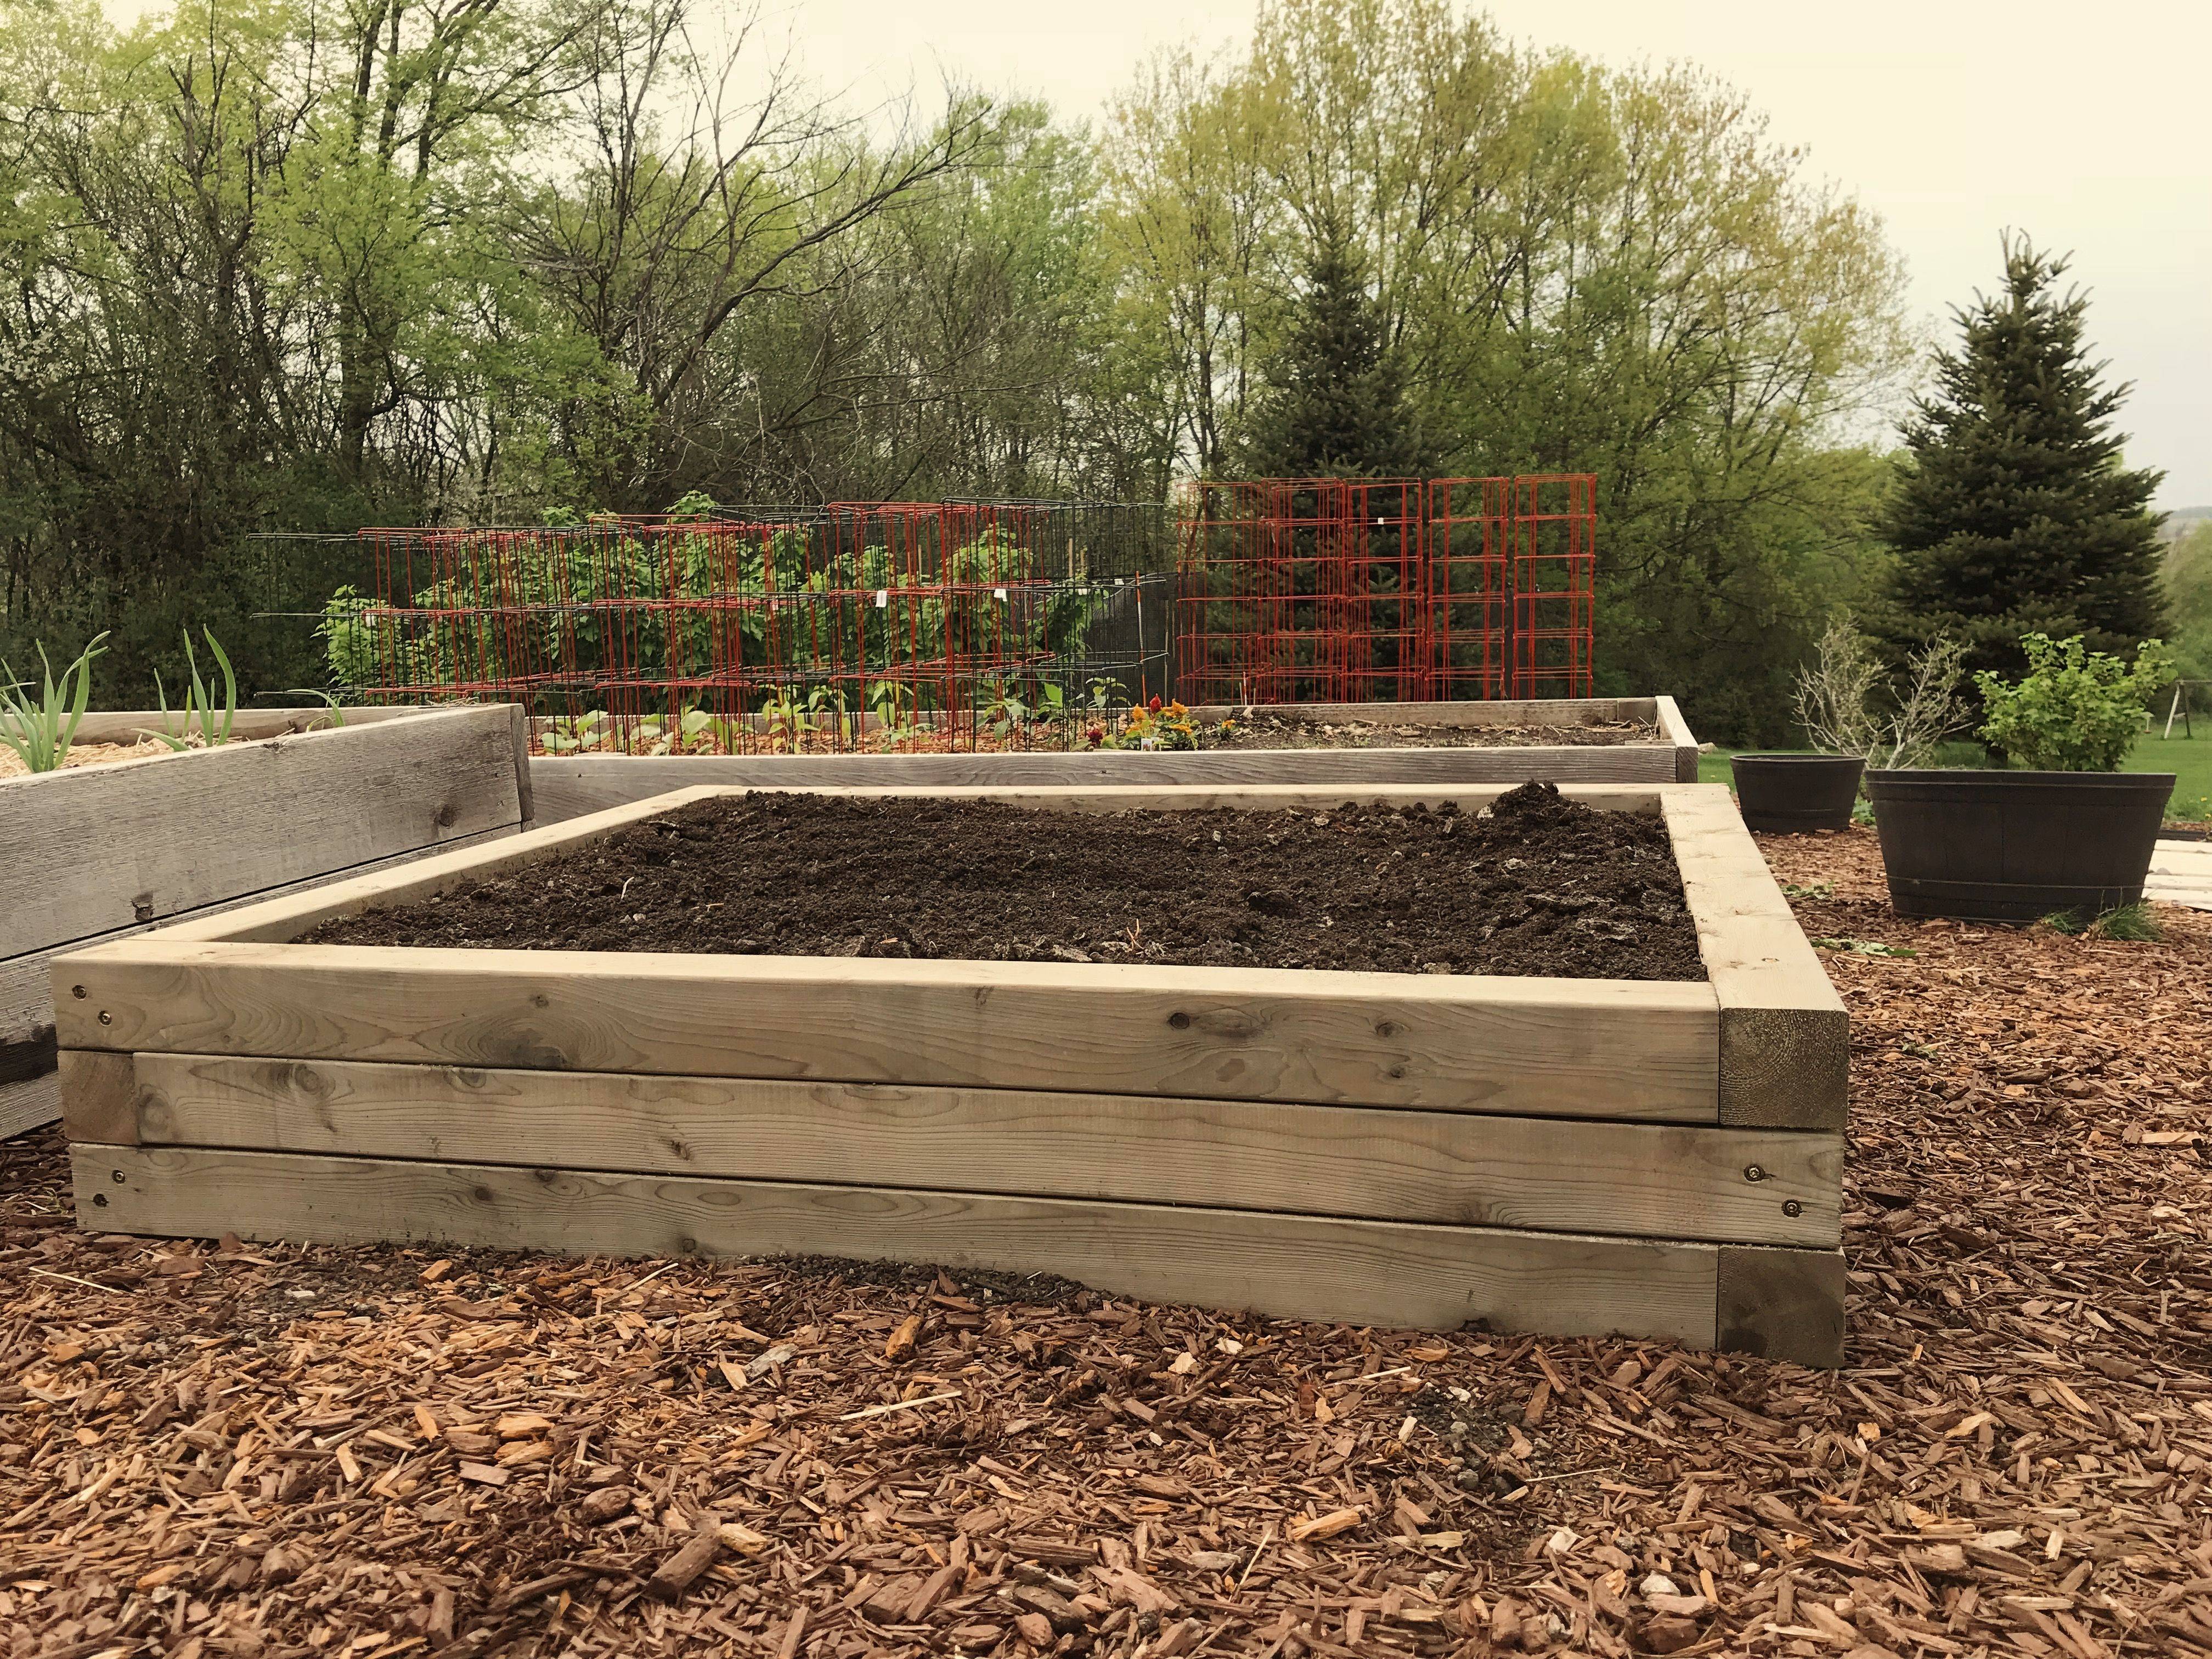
[71, 985, 86, 1000]
[98, 1010, 113, 1025]
[1782, 1199, 1804, 1217]
[1743, 1164, 1767, 1183]
[112, 1169, 126, 1183]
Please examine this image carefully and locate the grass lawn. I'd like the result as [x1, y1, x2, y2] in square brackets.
[1699, 729, 2212, 822]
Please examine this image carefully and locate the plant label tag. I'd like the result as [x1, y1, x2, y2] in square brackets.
[993, 587, 1007, 601]
[874, 590, 888, 608]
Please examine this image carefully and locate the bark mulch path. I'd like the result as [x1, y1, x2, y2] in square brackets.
[1206, 716, 1653, 752]
[305, 783, 1706, 981]
[6, 826, 2212, 1658]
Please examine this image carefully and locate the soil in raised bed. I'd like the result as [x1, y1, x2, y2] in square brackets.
[308, 780, 1706, 979]
[1205, 710, 1653, 750]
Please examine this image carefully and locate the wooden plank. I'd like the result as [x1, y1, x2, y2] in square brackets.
[1717, 1245, 1846, 1368]
[1653, 696, 1702, 783]
[65, 704, 436, 746]
[71, 1144, 1726, 1346]
[1661, 786, 1848, 1130]
[57, 1050, 136, 1145]
[142, 782, 1663, 947]
[120, 1054, 1835, 1244]
[528, 746, 1682, 824]
[0, 1074, 57, 1142]
[1178, 698, 1654, 728]
[0, 826, 515, 1138]
[57, 942, 1719, 1120]
[1, 707, 527, 959]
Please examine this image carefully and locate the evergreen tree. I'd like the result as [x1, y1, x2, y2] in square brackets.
[1238, 230, 1424, 477]
[1878, 236, 2167, 685]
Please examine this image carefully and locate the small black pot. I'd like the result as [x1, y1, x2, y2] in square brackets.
[1863, 769, 2176, 922]
[1730, 754, 1865, 832]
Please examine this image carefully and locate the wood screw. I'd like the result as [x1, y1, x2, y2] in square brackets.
[1742, 1165, 1766, 1183]
[71, 985, 86, 999]
[1782, 1200, 1804, 1217]
[98, 1011, 113, 1025]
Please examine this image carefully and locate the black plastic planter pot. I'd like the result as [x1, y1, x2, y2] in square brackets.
[1863, 769, 2176, 922]
[1730, 754, 1865, 832]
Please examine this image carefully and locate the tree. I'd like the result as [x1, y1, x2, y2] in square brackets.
[1878, 236, 2168, 685]
[1237, 228, 1421, 477]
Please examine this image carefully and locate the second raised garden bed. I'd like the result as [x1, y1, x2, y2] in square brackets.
[2, 705, 530, 1137]
[53, 776, 1844, 1363]
[527, 697, 1701, 824]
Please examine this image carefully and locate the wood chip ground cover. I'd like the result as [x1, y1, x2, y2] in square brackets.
[5, 825, 2211, 1658]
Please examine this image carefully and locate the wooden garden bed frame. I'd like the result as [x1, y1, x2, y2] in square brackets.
[2, 705, 531, 1137]
[53, 777, 1847, 1364]
[527, 697, 1700, 825]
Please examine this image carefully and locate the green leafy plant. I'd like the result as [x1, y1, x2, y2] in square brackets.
[146, 630, 238, 751]
[1975, 633, 2172, 771]
[2042, 902, 2162, 941]
[0, 633, 109, 772]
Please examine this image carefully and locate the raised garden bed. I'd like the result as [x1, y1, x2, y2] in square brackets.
[53, 777, 1845, 1363]
[2, 705, 530, 1137]
[527, 697, 1701, 825]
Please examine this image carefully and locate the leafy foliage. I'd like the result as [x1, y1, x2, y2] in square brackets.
[1974, 633, 2171, 772]
[1878, 239, 2168, 688]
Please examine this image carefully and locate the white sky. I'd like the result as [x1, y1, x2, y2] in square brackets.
[782, 0, 2212, 509]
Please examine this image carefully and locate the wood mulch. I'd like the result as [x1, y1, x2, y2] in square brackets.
[4, 825, 2210, 1659]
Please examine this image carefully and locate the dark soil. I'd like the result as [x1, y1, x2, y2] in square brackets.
[309, 781, 1706, 979]
[1208, 711, 1652, 749]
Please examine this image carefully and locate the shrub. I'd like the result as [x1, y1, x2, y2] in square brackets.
[1974, 633, 2171, 771]
[1792, 611, 1968, 768]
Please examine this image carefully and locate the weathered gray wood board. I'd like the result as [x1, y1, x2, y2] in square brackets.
[526, 697, 1701, 824]
[2, 706, 528, 958]
[56, 943, 1719, 1120]
[2, 706, 528, 1138]
[95, 1053, 1839, 1245]
[72, 1144, 1848, 1357]
[58, 777, 1846, 1362]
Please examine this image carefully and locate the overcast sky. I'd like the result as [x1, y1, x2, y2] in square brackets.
[778, 0, 2212, 509]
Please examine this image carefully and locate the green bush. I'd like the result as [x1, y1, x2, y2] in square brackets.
[1974, 633, 2171, 771]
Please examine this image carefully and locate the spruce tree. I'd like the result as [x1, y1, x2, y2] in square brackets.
[1238, 230, 1423, 478]
[1878, 236, 2167, 685]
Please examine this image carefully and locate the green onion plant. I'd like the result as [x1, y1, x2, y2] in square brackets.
[147, 629, 238, 751]
[0, 633, 109, 772]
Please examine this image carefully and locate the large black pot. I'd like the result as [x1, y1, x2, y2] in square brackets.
[1731, 754, 1865, 832]
[1863, 769, 2175, 922]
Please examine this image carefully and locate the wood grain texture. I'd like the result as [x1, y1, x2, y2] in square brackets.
[72, 1144, 1726, 1345]
[57, 1049, 137, 1144]
[1661, 786, 1848, 1131]
[65, 704, 434, 746]
[1652, 697, 1702, 783]
[1717, 1245, 1847, 1368]
[2, 707, 527, 959]
[527, 747, 1683, 824]
[123, 1054, 1835, 1244]
[0, 826, 516, 1138]
[57, 943, 1720, 1120]
[0, 1073, 57, 1141]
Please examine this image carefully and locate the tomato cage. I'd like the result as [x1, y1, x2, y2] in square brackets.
[315, 501, 1171, 754]
[1173, 475, 1595, 704]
